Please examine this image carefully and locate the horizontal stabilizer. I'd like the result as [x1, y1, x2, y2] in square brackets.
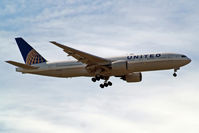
[6, 61, 39, 69]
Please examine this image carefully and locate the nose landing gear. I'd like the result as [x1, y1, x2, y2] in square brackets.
[173, 73, 177, 77]
[173, 68, 179, 77]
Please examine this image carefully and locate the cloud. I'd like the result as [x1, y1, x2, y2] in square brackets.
[1, 76, 199, 133]
[1, 116, 81, 133]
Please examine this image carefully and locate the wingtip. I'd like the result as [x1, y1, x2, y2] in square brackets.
[50, 41, 56, 44]
[50, 41, 66, 49]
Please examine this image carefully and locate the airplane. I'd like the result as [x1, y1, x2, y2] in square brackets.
[6, 37, 191, 88]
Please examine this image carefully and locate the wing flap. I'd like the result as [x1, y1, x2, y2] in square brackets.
[6, 61, 39, 69]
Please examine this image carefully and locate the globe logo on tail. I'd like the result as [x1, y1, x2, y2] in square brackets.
[26, 49, 46, 65]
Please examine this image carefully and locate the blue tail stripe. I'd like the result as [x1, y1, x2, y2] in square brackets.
[16, 38, 33, 63]
[15, 37, 47, 65]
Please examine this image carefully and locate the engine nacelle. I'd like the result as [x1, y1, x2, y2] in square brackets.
[111, 60, 127, 75]
[122, 72, 142, 82]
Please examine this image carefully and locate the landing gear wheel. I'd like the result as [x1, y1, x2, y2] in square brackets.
[96, 76, 100, 81]
[91, 78, 96, 82]
[100, 75, 105, 80]
[173, 68, 179, 77]
[173, 73, 177, 77]
[100, 84, 104, 88]
[108, 81, 112, 86]
[104, 83, 108, 87]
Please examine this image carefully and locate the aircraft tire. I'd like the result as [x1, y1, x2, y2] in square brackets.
[173, 73, 177, 77]
[104, 83, 108, 87]
[92, 78, 96, 82]
[96, 77, 100, 81]
[100, 84, 104, 88]
[108, 81, 112, 86]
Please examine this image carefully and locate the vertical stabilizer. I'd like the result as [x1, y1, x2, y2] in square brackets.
[15, 37, 47, 65]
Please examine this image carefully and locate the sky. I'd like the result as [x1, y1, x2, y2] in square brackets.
[0, 0, 199, 133]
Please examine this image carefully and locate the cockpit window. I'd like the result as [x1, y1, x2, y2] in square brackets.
[181, 55, 187, 58]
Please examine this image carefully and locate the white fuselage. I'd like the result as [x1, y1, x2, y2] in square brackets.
[16, 53, 191, 78]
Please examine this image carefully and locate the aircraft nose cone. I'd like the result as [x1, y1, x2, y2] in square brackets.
[187, 58, 191, 64]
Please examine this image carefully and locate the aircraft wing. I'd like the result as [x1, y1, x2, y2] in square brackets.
[50, 41, 111, 65]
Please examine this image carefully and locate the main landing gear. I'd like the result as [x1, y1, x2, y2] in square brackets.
[100, 81, 112, 88]
[91, 75, 112, 88]
[173, 68, 179, 77]
[91, 75, 102, 82]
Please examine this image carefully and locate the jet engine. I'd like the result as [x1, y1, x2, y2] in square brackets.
[111, 60, 127, 75]
[121, 72, 142, 82]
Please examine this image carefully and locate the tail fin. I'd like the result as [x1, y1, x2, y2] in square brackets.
[15, 37, 47, 65]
